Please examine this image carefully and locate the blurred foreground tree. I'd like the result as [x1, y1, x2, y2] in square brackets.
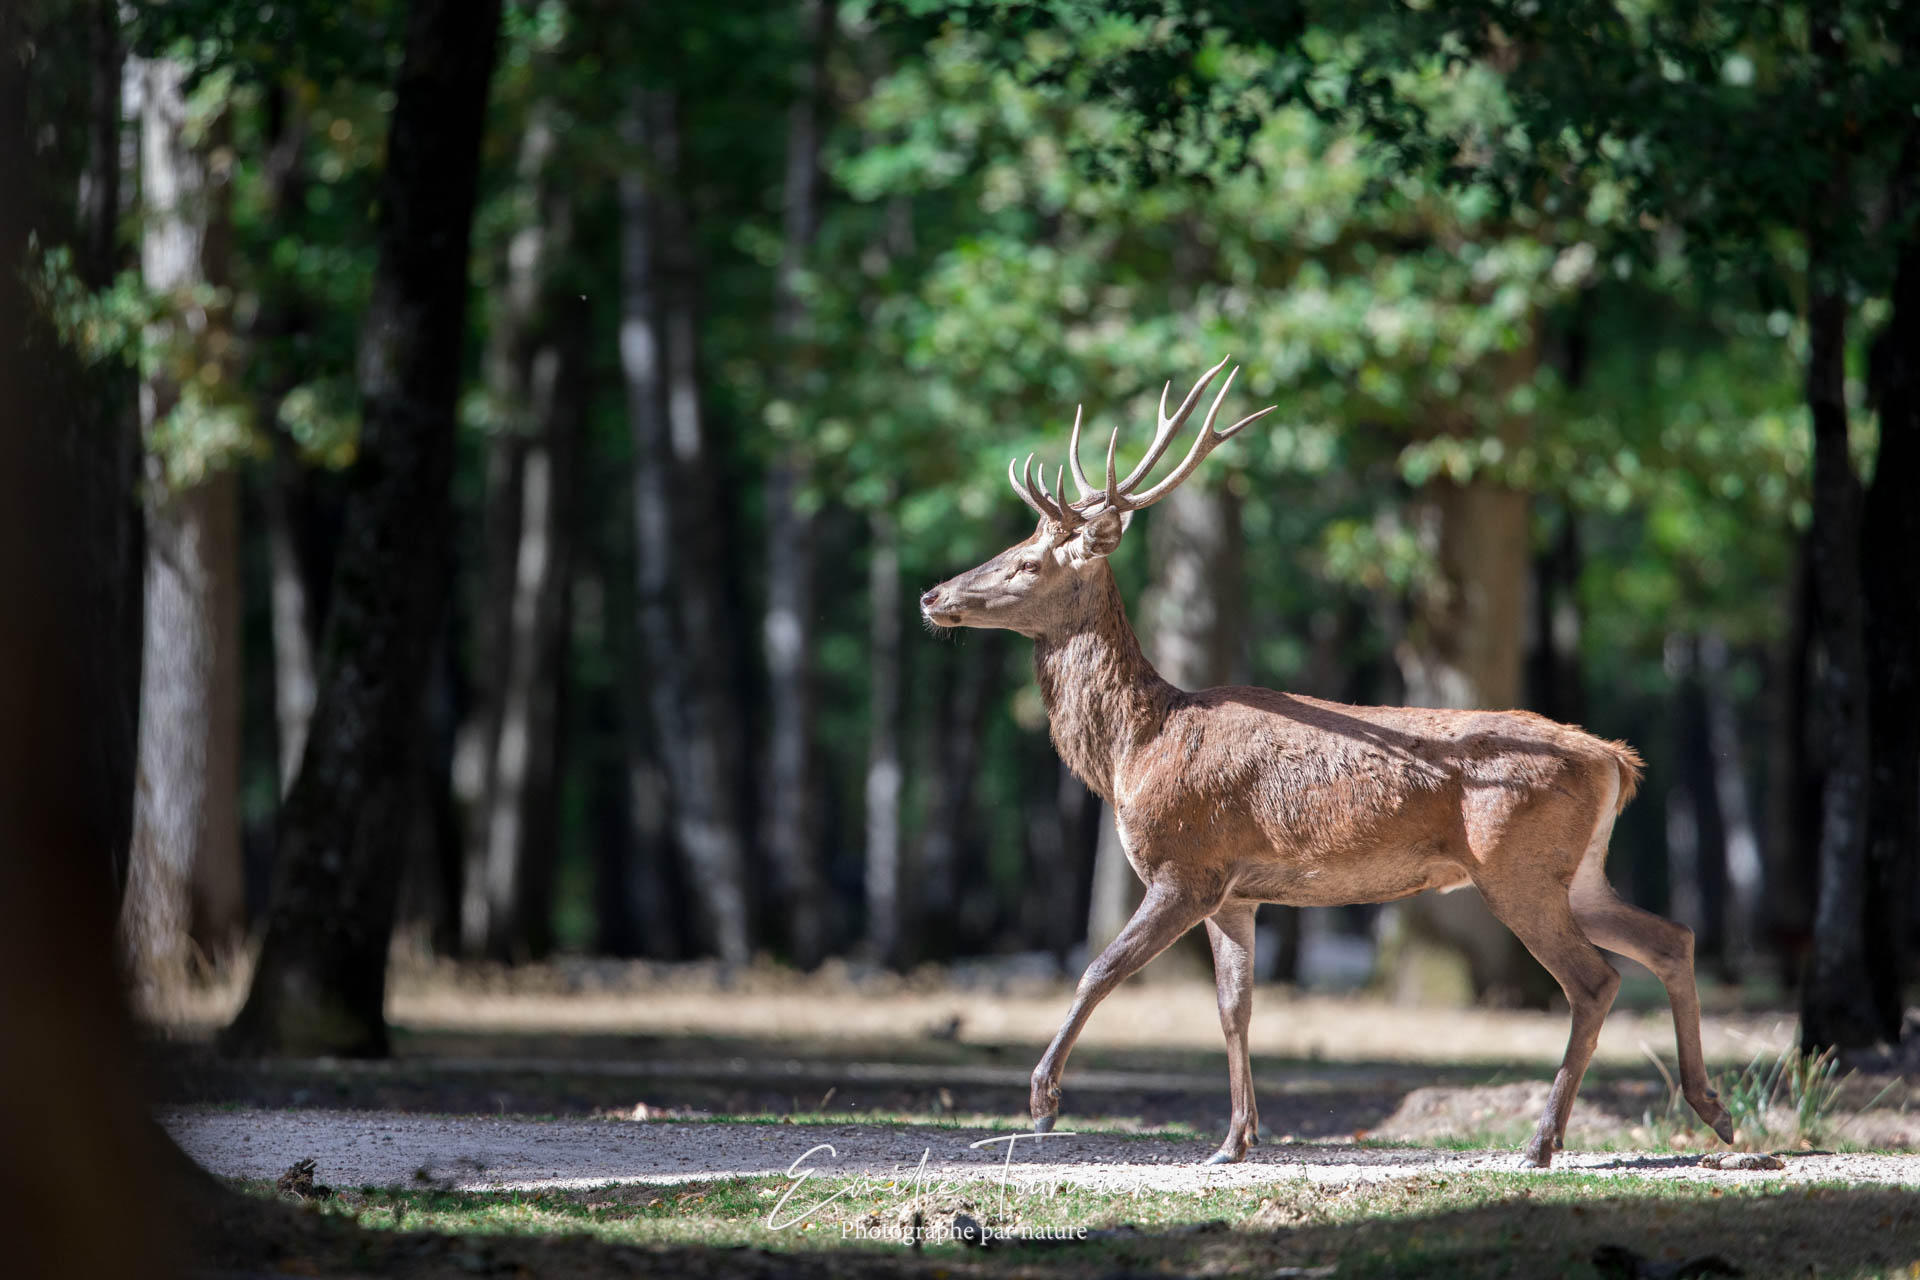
[1, 2, 192, 1269]
[225, 0, 504, 1055]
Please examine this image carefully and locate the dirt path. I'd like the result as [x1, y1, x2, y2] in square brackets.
[163, 1107, 1920, 1195]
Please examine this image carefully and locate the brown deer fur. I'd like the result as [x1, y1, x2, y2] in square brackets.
[919, 366, 1734, 1167]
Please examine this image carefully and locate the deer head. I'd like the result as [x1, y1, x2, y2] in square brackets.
[919, 356, 1275, 637]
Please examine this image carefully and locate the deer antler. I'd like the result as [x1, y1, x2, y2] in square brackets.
[1010, 357, 1275, 528]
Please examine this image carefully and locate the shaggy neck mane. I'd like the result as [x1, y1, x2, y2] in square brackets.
[1031, 565, 1176, 800]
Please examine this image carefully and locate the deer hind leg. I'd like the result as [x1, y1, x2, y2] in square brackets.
[1569, 839, 1734, 1145]
[1029, 876, 1217, 1133]
[1474, 867, 1621, 1167]
[1203, 903, 1259, 1164]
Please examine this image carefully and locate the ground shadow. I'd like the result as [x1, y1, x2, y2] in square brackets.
[147, 1026, 1709, 1144]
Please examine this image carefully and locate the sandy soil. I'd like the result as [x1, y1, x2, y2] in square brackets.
[153, 969, 1797, 1068]
[164, 1107, 1920, 1196]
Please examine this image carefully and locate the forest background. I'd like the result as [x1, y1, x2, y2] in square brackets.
[13, 0, 1920, 1060]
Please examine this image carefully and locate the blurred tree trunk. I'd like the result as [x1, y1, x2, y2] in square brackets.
[460, 112, 584, 962]
[761, 0, 831, 967]
[1388, 371, 1554, 1008]
[865, 510, 905, 965]
[914, 632, 1002, 962]
[1053, 763, 1101, 965]
[252, 84, 322, 794]
[1087, 483, 1247, 979]
[1666, 632, 1731, 977]
[1860, 127, 1920, 1044]
[124, 58, 245, 993]
[1525, 509, 1586, 727]
[78, 0, 122, 289]
[1702, 632, 1763, 968]
[1764, 537, 1819, 986]
[1, 11, 189, 1255]
[224, 0, 502, 1056]
[76, 0, 145, 905]
[619, 88, 753, 965]
[1798, 199, 1880, 1052]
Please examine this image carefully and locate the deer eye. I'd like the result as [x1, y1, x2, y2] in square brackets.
[1015, 559, 1040, 575]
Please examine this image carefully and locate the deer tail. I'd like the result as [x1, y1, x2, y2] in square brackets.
[1606, 740, 1645, 813]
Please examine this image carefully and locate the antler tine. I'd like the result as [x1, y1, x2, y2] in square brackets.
[1121, 365, 1278, 512]
[1115, 354, 1234, 494]
[1066, 406, 1096, 500]
[1104, 427, 1121, 509]
[1037, 464, 1083, 530]
[1009, 453, 1050, 521]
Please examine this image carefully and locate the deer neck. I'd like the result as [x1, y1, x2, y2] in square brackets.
[1031, 565, 1176, 801]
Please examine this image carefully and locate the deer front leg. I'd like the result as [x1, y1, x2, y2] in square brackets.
[1030, 877, 1215, 1133]
[1204, 902, 1259, 1164]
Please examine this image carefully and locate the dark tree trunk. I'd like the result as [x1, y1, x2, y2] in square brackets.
[865, 510, 905, 965]
[913, 632, 1003, 962]
[1860, 131, 1920, 1043]
[1, 12, 185, 1256]
[762, 0, 833, 967]
[1525, 508, 1586, 728]
[1702, 632, 1764, 967]
[1764, 536, 1819, 985]
[619, 88, 753, 964]
[1798, 224, 1880, 1052]
[78, 0, 121, 289]
[124, 58, 245, 992]
[253, 85, 322, 794]
[1668, 633, 1731, 976]
[461, 112, 585, 962]
[224, 0, 503, 1056]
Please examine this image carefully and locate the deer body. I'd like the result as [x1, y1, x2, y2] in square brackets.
[1033, 566, 1644, 910]
[921, 358, 1734, 1167]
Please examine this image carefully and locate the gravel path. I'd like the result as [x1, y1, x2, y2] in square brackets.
[163, 1108, 1920, 1195]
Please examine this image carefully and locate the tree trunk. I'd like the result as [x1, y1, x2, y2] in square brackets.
[1666, 632, 1730, 975]
[1860, 129, 1920, 1043]
[865, 511, 905, 965]
[1702, 631, 1764, 971]
[78, 0, 122, 289]
[1087, 483, 1248, 979]
[762, 0, 832, 967]
[1798, 226, 1880, 1052]
[253, 86, 321, 794]
[123, 58, 245, 993]
[223, 0, 503, 1057]
[1525, 509, 1586, 727]
[460, 112, 584, 962]
[1, 11, 187, 1252]
[1764, 536, 1819, 986]
[913, 632, 1003, 962]
[619, 88, 753, 965]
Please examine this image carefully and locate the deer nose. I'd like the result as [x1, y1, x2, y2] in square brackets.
[920, 587, 942, 608]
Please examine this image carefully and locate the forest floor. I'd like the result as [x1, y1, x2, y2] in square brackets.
[149, 961, 1920, 1277]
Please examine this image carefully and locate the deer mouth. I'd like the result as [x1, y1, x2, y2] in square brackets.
[923, 606, 963, 628]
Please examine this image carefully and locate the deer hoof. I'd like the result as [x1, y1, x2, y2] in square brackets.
[1204, 1147, 1244, 1165]
[1712, 1114, 1735, 1145]
[1031, 1113, 1055, 1134]
[1523, 1140, 1555, 1168]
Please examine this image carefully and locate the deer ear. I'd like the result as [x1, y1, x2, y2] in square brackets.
[1070, 508, 1129, 563]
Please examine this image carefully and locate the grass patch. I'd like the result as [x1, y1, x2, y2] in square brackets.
[203, 1169, 1920, 1279]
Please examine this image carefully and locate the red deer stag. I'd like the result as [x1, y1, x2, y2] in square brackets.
[918, 357, 1734, 1166]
